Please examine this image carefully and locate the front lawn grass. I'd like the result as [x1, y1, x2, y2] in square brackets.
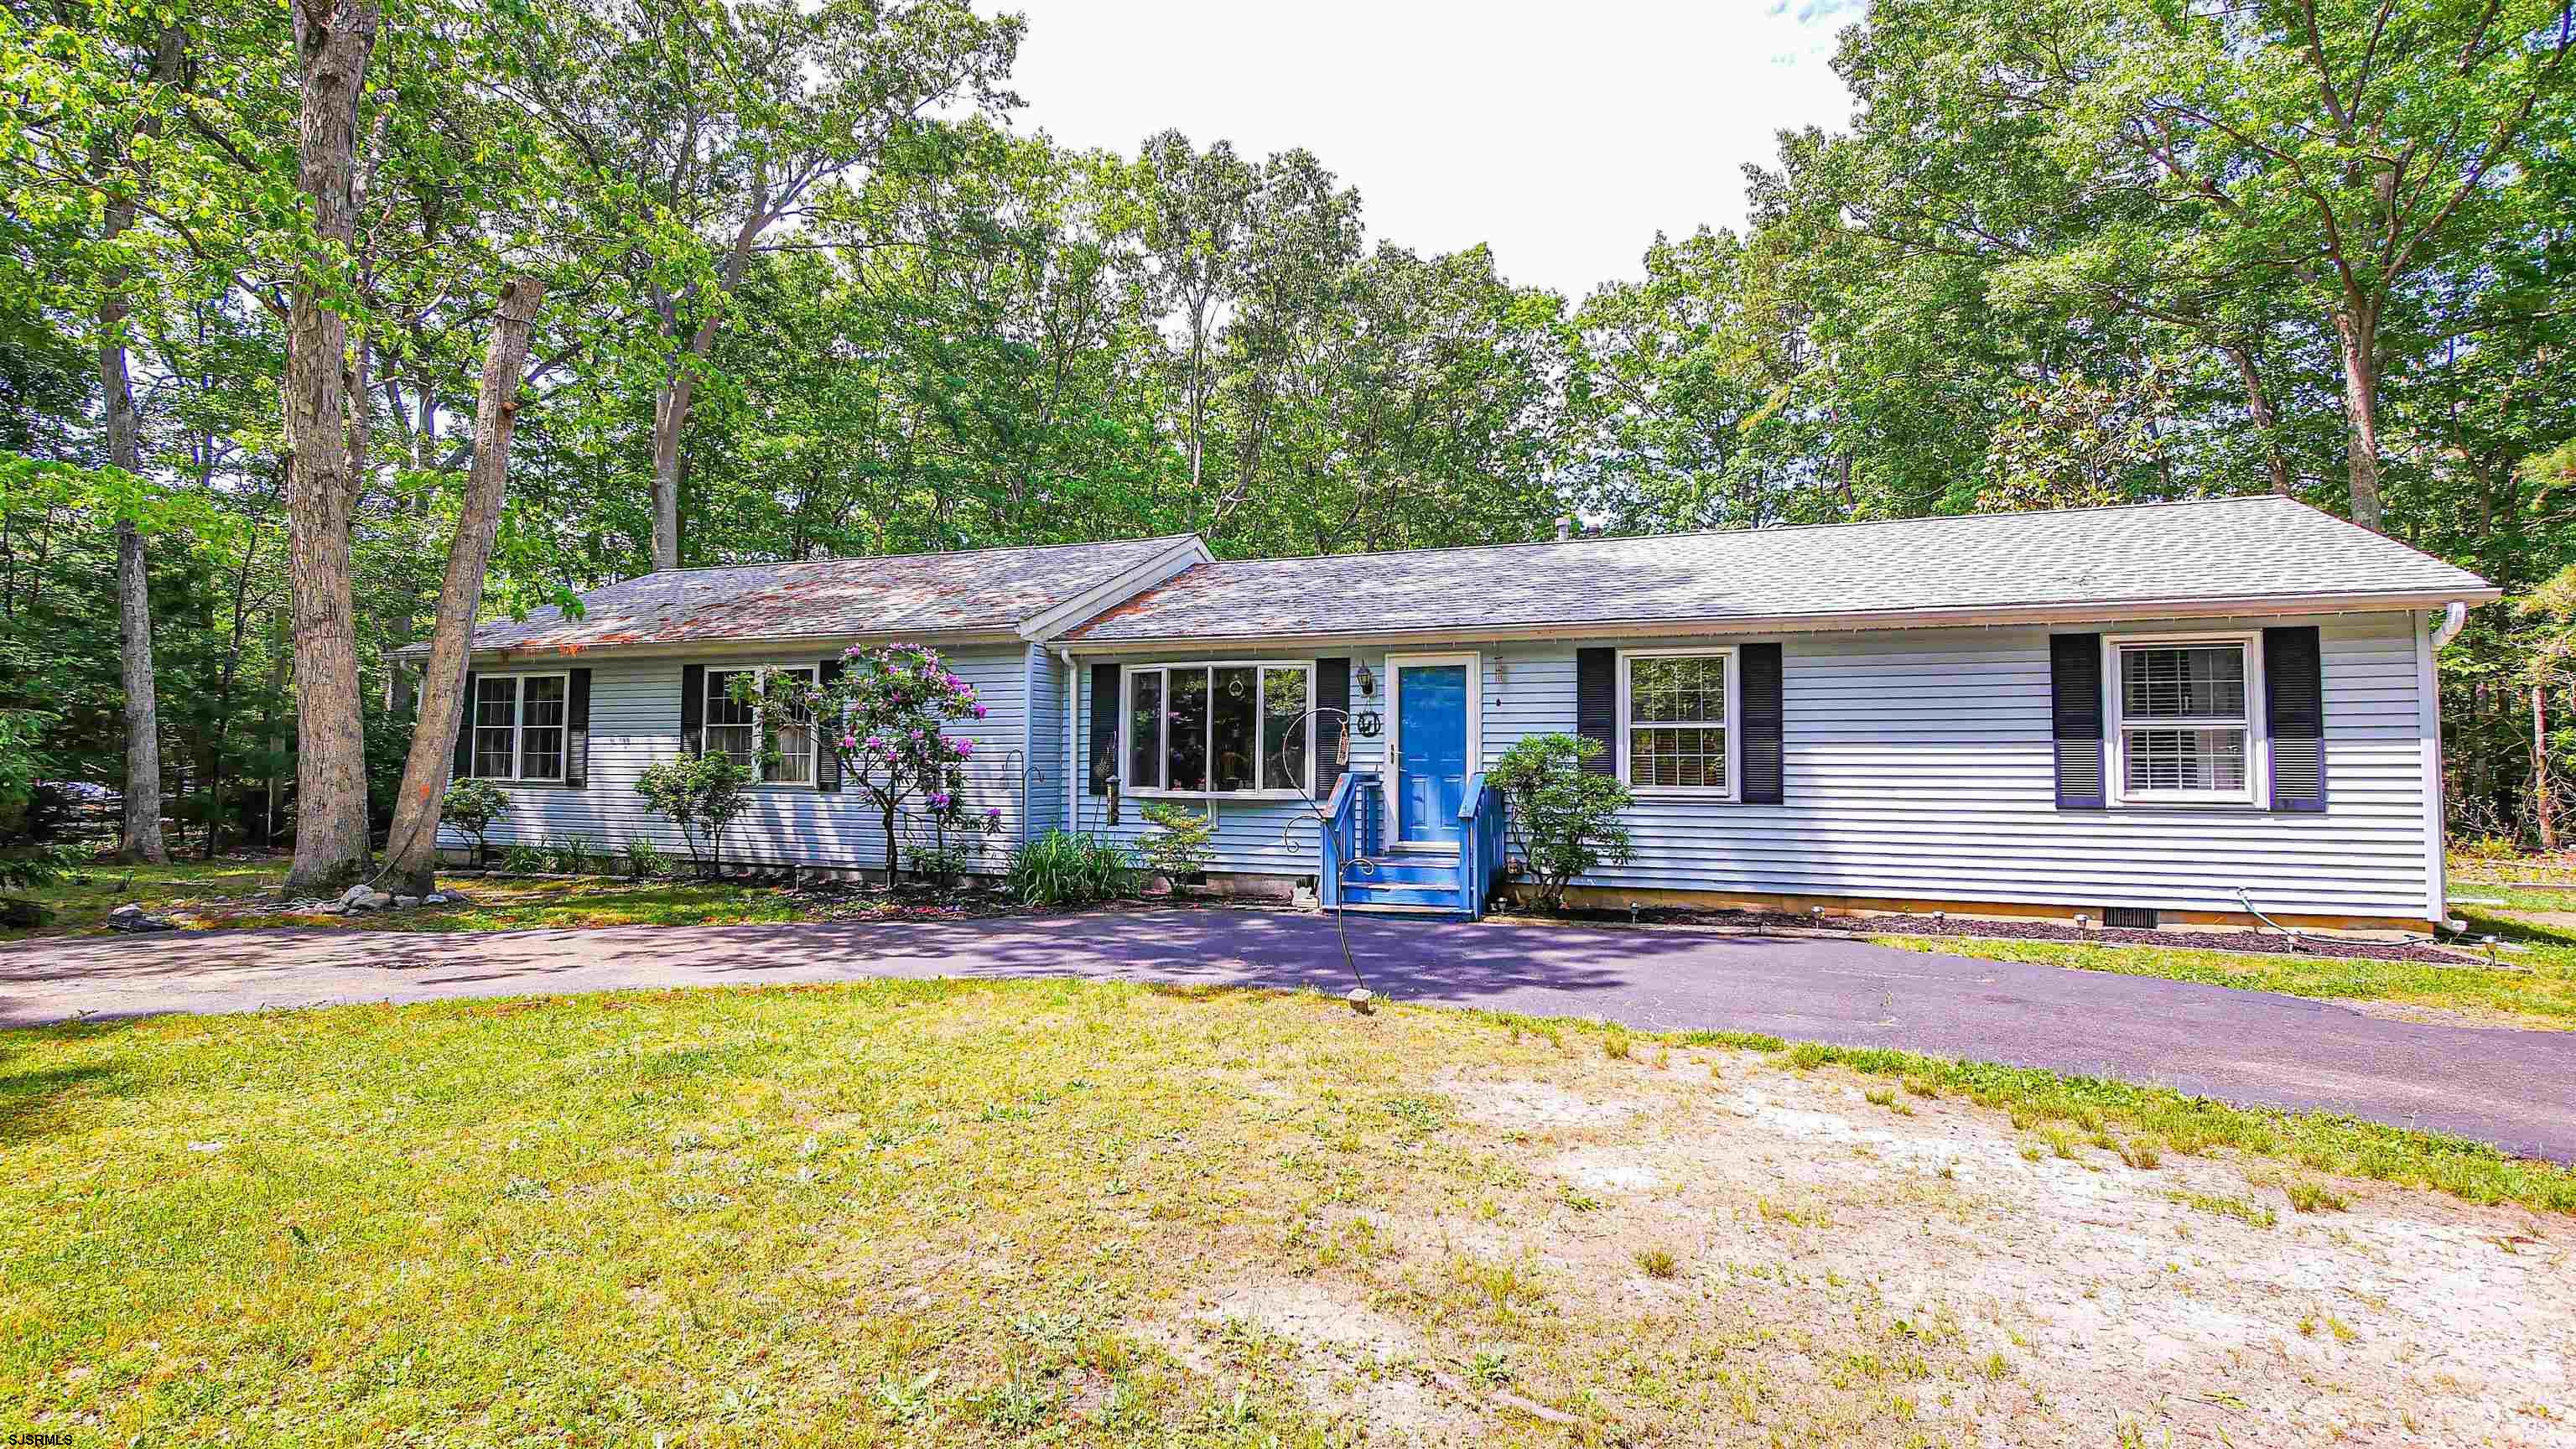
[1872, 917, 2576, 1030]
[4, 980, 2571, 1445]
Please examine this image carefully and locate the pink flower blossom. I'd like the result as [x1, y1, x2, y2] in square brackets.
[953, 738, 974, 756]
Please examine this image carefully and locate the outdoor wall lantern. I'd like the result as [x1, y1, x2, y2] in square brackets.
[1354, 662, 1376, 697]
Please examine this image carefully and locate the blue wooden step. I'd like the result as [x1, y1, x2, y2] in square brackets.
[1341, 877, 1460, 907]
[1341, 901, 1471, 920]
[1343, 856, 1458, 886]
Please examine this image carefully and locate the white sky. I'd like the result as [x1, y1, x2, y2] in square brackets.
[1000, 0, 1863, 304]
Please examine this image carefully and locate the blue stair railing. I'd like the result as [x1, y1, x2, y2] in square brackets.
[1317, 772, 1358, 908]
[1455, 772, 1507, 917]
[1319, 770, 1502, 918]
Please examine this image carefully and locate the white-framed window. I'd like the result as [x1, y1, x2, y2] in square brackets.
[469, 673, 569, 782]
[704, 665, 818, 786]
[1123, 662, 1313, 797]
[2105, 633, 2263, 805]
[1616, 647, 1737, 797]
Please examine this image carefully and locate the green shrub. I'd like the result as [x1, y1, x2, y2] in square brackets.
[440, 778, 512, 866]
[497, 843, 548, 875]
[908, 839, 985, 881]
[1008, 830, 1138, 907]
[548, 834, 599, 874]
[624, 837, 671, 879]
[635, 753, 756, 875]
[1487, 733, 1635, 911]
[1137, 801, 1215, 880]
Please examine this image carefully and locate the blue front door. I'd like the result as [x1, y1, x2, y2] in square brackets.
[1394, 663, 1469, 847]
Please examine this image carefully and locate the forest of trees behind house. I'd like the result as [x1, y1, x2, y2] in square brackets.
[5, 0, 2574, 879]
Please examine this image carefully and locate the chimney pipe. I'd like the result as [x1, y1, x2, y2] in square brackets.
[1555, 517, 1574, 542]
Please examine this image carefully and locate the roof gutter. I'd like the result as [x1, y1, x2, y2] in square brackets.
[1057, 588, 2504, 656]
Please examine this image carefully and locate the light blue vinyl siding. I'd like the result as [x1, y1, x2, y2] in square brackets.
[448, 608, 2436, 919]
[1066, 610, 2437, 920]
[1024, 644, 1067, 839]
[440, 645, 1032, 873]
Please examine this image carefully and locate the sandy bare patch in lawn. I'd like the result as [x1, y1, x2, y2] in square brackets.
[1192, 1051, 2576, 1446]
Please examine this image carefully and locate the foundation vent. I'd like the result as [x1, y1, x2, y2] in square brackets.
[2102, 906, 2159, 930]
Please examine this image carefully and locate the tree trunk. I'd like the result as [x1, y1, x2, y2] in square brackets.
[2333, 302, 2385, 532]
[381, 277, 544, 896]
[280, 0, 383, 896]
[647, 205, 767, 571]
[97, 25, 184, 865]
[2224, 342, 2293, 497]
[2537, 681, 2558, 852]
[649, 356, 698, 569]
[881, 799, 900, 886]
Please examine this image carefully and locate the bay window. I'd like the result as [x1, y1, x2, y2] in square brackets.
[1124, 663, 1313, 795]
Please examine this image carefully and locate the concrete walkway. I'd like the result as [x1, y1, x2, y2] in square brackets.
[8, 909, 2573, 1161]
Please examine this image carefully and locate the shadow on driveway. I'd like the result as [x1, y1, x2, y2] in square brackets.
[9, 909, 2573, 1161]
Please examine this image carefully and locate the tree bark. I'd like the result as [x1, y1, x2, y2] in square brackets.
[380, 277, 543, 896]
[2223, 341, 2293, 497]
[2537, 681, 2558, 852]
[647, 199, 768, 570]
[280, 0, 382, 895]
[2333, 302, 2385, 531]
[97, 24, 184, 865]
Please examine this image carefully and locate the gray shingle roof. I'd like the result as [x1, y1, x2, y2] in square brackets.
[442, 536, 1197, 655]
[1067, 497, 2496, 644]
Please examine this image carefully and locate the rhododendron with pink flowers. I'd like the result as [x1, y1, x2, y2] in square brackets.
[742, 643, 997, 880]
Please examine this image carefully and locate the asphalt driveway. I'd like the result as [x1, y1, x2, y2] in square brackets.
[8, 909, 2573, 1161]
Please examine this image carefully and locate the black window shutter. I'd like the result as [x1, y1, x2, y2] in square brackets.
[1740, 643, 1784, 804]
[452, 670, 478, 780]
[564, 668, 592, 788]
[1316, 657, 1351, 796]
[1576, 647, 1618, 776]
[680, 663, 705, 756]
[2050, 633, 2106, 809]
[816, 658, 844, 792]
[1087, 662, 1119, 795]
[2263, 626, 2326, 813]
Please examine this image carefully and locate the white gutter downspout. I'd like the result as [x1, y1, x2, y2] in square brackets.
[1059, 647, 1080, 834]
[2431, 600, 2470, 651]
[2423, 601, 2473, 932]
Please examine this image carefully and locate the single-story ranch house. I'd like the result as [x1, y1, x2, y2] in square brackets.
[403, 496, 2499, 934]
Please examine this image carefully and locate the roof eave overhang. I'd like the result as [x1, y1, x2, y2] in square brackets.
[397, 626, 1029, 667]
[1057, 589, 2504, 655]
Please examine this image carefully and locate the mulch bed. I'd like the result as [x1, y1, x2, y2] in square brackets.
[1488, 903, 2486, 966]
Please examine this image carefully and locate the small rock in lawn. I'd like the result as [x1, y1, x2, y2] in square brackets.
[437, 889, 473, 906]
[392, 895, 419, 909]
[423, 893, 446, 906]
[106, 902, 177, 932]
[339, 886, 393, 911]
